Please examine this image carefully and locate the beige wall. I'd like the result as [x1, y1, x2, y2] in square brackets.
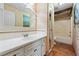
[36, 3, 47, 31]
[54, 20, 71, 36]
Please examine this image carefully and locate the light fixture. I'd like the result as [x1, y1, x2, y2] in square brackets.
[58, 3, 64, 6]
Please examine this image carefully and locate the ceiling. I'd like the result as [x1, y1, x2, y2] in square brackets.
[54, 3, 73, 20]
[9, 3, 28, 12]
[54, 3, 73, 12]
[8, 3, 35, 13]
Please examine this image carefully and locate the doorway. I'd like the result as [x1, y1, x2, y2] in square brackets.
[48, 3, 76, 56]
[54, 3, 73, 45]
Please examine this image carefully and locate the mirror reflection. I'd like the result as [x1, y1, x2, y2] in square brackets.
[0, 3, 37, 32]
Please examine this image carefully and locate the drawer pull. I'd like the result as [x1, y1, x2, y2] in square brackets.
[34, 49, 37, 52]
[13, 54, 16, 56]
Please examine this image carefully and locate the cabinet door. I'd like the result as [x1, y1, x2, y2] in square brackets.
[4, 48, 24, 56]
[24, 40, 42, 56]
[24, 47, 35, 56]
[25, 44, 42, 56]
[41, 38, 46, 56]
[34, 45, 42, 56]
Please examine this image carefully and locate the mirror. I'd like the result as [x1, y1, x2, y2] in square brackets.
[0, 3, 37, 32]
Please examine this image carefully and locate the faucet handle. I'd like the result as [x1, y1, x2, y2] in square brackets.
[24, 34, 28, 37]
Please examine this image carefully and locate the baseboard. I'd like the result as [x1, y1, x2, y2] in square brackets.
[49, 48, 52, 53]
[54, 36, 72, 45]
[45, 48, 53, 56]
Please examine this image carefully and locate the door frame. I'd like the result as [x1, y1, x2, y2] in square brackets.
[47, 3, 54, 54]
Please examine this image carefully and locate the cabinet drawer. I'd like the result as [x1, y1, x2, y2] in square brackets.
[25, 40, 41, 50]
[41, 38, 46, 56]
[4, 48, 24, 56]
[42, 45, 45, 56]
[25, 45, 41, 56]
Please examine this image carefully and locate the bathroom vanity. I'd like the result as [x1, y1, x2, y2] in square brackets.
[0, 31, 47, 56]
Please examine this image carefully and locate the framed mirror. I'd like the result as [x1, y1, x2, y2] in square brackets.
[0, 3, 37, 32]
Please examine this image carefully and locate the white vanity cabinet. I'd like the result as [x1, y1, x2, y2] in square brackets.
[4, 48, 25, 56]
[41, 38, 46, 56]
[2, 37, 46, 56]
[25, 45, 42, 56]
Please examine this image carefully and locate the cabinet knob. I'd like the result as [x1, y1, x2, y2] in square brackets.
[13, 54, 16, 56]
[34, 49, 37, 52]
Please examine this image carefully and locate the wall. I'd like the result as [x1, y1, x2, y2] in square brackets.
[36, 3, 47, 32]
[72, 4, 78, 54]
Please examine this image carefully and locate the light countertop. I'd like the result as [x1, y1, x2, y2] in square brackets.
[0, 31, 47, 55]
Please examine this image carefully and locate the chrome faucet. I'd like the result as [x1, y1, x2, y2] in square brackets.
[24, 34, 29, 37]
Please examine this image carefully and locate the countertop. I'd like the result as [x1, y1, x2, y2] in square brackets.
[0, 31, 47, 56]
